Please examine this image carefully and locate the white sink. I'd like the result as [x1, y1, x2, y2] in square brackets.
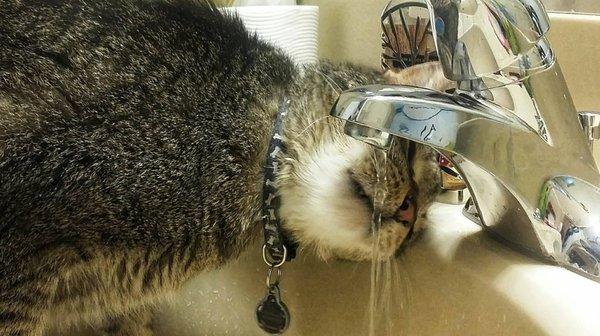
[154, 203, 600, 335]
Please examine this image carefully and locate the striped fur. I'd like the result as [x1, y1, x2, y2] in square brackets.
[0, 1, 442, 335]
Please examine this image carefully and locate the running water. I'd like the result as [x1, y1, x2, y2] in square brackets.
[290, 116, 411, 335]
[368, 147, 410, 336]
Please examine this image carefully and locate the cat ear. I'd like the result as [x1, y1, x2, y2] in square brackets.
[382, 62, 454, 92]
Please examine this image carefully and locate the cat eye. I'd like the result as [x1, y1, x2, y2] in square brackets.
[399, 197, 411, 211]
[349, 175, 374, 210]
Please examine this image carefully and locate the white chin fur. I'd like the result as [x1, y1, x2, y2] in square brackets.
[279, 140, 401, 261]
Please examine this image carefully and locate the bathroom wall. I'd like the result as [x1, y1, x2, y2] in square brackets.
[302, 0, 600, 166]
[543, 0, 600, 14]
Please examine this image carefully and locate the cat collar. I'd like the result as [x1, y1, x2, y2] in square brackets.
[256, 96, 297, 334]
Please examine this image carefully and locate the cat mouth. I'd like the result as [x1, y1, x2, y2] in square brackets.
[396, 195, 416, 225]
[350, 177, 417, 228]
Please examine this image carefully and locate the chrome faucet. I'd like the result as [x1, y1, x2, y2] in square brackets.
[331, 0, 600, 281]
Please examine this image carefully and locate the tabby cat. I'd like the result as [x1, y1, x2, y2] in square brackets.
[0, 1, 445, 335]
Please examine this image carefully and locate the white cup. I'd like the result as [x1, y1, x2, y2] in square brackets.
[222, 6, 319, 66]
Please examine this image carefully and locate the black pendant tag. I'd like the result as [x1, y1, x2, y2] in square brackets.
[256, 284, 290, 334]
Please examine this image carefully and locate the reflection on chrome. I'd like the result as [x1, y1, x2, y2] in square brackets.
[331, 0, 600, 282]
[540, 177, 600, 277]
[579, 111, 600, 150]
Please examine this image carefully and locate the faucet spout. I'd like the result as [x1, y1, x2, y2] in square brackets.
[332, 83, 600, 280]
[332, 0, 600, 281]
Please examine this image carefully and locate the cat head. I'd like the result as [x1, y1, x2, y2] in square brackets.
[277, 62, 447, 261]
[279, 137, 439, 261]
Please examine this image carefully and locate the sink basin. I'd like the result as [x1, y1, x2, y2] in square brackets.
[148, 203, 600, 336]
[150, 10, 600, 334]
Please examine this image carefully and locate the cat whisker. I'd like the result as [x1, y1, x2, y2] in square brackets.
[290, 115, 333, 139]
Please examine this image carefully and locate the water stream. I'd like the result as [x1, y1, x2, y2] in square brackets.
[368, 147, 410, 336]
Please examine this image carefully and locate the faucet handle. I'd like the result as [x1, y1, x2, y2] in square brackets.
[428, 0, 552, 83]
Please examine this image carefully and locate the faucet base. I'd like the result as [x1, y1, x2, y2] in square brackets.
[462, 198, 481, 226]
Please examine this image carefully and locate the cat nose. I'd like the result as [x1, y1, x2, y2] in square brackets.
[396, 196, 415, 224]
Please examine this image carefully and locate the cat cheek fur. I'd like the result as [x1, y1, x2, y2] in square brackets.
[278, 140, 376, 260]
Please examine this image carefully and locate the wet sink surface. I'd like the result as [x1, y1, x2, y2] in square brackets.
[151, 203, 600, 336]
